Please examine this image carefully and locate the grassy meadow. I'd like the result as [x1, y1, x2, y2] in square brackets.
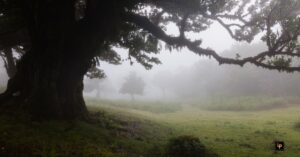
[1, 96, 300, 156]
[88, 97, 300, 157]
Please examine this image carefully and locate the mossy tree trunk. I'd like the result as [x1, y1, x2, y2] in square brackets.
[1, 50, 90, 119]
[0, 0, 116, 119]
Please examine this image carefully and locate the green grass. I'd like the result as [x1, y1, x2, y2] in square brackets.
[88, 97, 300, 157]
[87, 98, 182, 113]
[188, 96, 300, 111]
[0, 109, 172, 157]
[2, 96, 300, 157]
[153, 106, 300, 157]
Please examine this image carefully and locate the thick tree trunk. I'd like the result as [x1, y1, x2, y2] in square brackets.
[0, 1, 89, 119]
[0, 0, 121, 119]
[0, 48, 89, 119]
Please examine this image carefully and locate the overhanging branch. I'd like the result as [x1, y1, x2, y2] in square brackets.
[124, 12, 300, 72]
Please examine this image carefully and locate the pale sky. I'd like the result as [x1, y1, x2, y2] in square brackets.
[101, 22, 239, 85]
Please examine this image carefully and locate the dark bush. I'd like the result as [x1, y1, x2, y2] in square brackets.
[166, 135, 206, 157]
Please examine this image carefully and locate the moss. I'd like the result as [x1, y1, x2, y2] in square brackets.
[0, 109, 170, 157]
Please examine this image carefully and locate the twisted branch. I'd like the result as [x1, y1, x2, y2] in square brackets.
[124, 12, 300, 72]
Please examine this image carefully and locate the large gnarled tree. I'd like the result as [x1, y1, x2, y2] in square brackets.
[0, 0, 300, 119]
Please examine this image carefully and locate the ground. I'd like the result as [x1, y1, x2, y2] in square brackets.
[1, 96, 300, 157]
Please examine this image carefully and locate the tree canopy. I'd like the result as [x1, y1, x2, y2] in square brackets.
[1, 0, 300, 73]
[0, 0, 300, 119]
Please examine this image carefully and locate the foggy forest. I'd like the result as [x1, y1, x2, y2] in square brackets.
[1, 0, 300, 157]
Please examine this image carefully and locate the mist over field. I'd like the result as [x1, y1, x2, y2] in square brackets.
[0, 64, 8, 87]
[1, 21, 300, 157]
[1, 1, 300, 156]
[2, 39, 300, 109]
[1, 23, 299, 103]
[77, 41, 300, 157]
[80, 41, 300, 103]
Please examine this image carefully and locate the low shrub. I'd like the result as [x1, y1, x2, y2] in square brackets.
[166, 135, 206, 157]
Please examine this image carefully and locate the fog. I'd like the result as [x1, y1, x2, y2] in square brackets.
[0, 64, 8, 87]
[1, 23, 299, 102]
[82, 44, 300, 102]
[80, 23, 300, 102]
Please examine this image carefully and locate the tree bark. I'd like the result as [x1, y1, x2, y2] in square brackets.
[0, 0, 122, 119]
[0, 1, 87, 119]
[0, 46, 90, 119]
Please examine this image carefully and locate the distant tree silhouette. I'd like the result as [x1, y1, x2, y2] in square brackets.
[152, 70, 174, 99]
[120, 72, 145, 101]
[167, 43, 300, 98]
[84, 77, 116, 98]
[84, 78, 101, 96]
